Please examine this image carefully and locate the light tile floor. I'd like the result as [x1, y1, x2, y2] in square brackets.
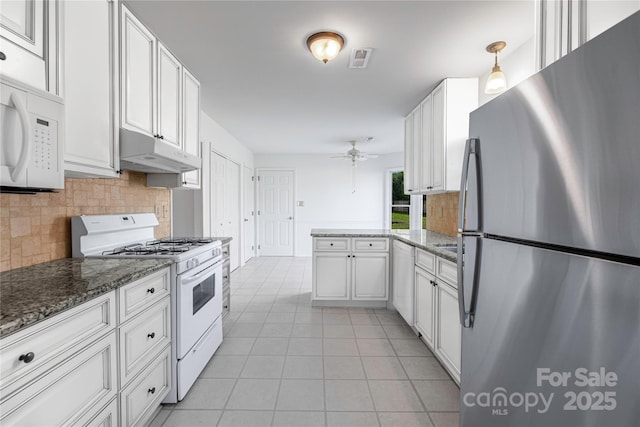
[151, 257, 460, 427]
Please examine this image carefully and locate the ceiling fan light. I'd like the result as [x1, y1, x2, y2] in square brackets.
[307, 32, 344, 63]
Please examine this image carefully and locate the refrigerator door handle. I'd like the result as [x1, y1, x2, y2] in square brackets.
[458, 138, 482, 233]
[458, 234, 482, 328]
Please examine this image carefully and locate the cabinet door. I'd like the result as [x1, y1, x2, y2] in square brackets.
[415, 267, 435, 348]
[392, 241, 414, 325]
[403, 113, 414, 194]
[0, 333, 117, 426]
[410, 106, 422, 191]
[157, 42, 182, 147]
[419, 94, 433, 192]
[121, 6, 156, 136]
[182, 68, 201, 187]
[64, 0, 119, 178]
[352, 253, 388, 300]
[435, 280, 461, 382]
[431, 82, 445, 192]
[313, 253, 350, 300]
[0, 0, 47, 90]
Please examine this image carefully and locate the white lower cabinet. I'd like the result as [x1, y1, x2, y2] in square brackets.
[414, 249, 461, 384]
[120, 345, 171, 427]
[414, 266, 435, 348]
[0, 333, 117, 426]
[435, 280, 461, 382]
[312, 237, 389, 305]
[117, 270, 172, 426]
[0, 267, 172, 427]
[392, 240, 415, 325]
[84, 398, 118, 427]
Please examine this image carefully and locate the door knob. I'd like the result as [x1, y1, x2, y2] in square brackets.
[288, 217, 293, 220]
[244, 218, 248, 222]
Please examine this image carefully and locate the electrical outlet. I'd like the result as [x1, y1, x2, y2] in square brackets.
[163, 205, 169, 218]
[155, 205, 161, 216]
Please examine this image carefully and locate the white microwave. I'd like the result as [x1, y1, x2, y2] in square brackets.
[1, 78, 64, 191]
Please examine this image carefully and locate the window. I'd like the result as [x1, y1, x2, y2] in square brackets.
[388, 170, 426, 230]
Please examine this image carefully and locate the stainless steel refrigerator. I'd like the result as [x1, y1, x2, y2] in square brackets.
[457, 12, 640, 427]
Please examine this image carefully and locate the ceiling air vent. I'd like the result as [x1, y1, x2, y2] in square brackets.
[349, 48, 372, 69]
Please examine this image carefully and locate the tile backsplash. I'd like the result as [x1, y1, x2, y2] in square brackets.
[426, 192, 459, 236]
[0, 172, 170, 272]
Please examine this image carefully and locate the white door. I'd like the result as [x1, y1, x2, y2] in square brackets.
[209, 151, 226, 237]
[225, 160, 241, 270]
[121, 6, 155, 136]
[243, 166, 255, 263]
[257, 170, 294, 256]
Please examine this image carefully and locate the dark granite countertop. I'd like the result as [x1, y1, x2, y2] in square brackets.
[310, 229, 458, 263]
[0, 258, 173, 338]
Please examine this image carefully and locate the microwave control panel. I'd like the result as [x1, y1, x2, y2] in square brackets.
[32, 116, 57, 171]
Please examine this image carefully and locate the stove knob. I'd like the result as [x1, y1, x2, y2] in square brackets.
[195, 259, 200, 266]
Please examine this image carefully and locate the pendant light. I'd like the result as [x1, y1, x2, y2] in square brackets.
[306, 32, 345, 64]
[485, 41, 507, 94]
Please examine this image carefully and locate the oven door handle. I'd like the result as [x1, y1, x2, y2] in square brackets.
[180, 266, 216, 288]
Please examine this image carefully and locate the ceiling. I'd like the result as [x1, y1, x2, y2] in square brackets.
[124, 0, 535, 155]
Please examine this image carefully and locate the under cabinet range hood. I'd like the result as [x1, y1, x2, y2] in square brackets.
[119, 128, 201, 173]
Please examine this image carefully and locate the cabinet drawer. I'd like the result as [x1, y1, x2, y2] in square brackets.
[415, 249, 436, 273]
[353, 238, 388, 252]
[119, 268, 170, 322]
[82, 398, 118, 427]
[436, 258, 457, 288]
[120, 345, 171, 427]
[0, 292, 115, 398]
[0, 333, 117, 426]
[119, 298, 171, 386]
[314, 238, 350, 251]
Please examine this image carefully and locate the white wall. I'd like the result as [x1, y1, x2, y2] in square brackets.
[172, 112, 254, 242]
[255, 152, 404, 256]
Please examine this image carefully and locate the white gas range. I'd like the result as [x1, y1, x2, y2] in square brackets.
[71, 213, 223, 403]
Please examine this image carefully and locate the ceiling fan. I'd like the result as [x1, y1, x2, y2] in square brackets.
[331, 137, 379, 166]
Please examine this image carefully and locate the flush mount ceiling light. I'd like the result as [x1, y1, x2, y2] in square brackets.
[485, 41, 508, 94]
[306, 31, 345, 64]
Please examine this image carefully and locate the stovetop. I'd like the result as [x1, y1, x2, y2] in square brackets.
[102, 238, 218, 257]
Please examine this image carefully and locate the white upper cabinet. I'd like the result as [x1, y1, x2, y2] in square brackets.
[403, 105, 422, 195]
[403, 111, 415, 194]
[0, 0, 59, 93]
[535, 0, 639, 69]
[181, 68, 201, 188]
[157, 42, 182, 147]
[63, 0, 120, 178]
[405, 78, 478, 195]
[121, 5, 156, 137]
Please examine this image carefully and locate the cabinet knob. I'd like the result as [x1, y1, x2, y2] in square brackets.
[0, 52, 6, 61]
[369, 243, 373, 247]
[347, 254, 351, 258]
[148, 387, 156, 394]
[430, 280, 436, 287]
[147, 288, 155, 294]
[147, 332, 156, 339]
[223, 275, 228, 279]
[19, 352, 35, 363]
[330, 243, 334, 246]
[182, 181, 187, 185]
